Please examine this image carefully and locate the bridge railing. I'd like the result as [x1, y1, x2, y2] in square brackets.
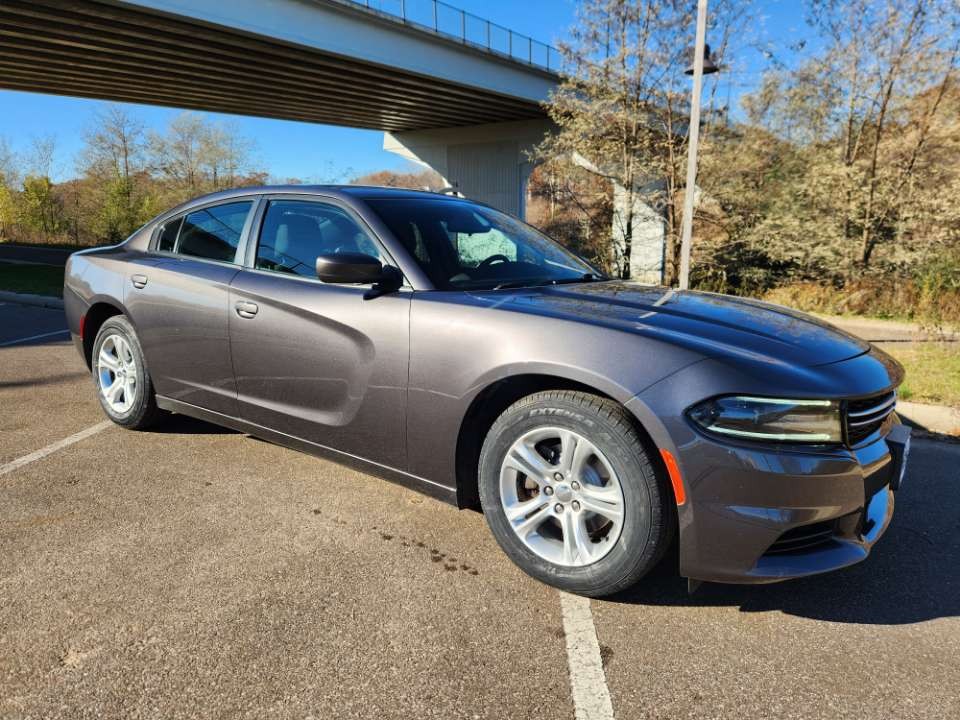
[337, 0, 559, 72]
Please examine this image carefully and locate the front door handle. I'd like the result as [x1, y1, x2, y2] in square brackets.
[235, 300, 259, 319]
[131, 274, 148, 289]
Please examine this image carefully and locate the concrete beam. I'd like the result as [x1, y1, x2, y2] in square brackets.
[121, 0, 558, 104]
[0, 0, 556, 131]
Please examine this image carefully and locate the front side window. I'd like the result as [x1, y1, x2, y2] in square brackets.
[365, 197, 601, 291]
[255, 200, 384, 278]
[166, 201, 253, 263]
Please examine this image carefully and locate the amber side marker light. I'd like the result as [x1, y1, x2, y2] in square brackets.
[659, 448, 686, 505]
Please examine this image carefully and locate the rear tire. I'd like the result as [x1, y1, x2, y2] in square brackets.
[478, 390, 674, 597]
[91, 315, 164, 430]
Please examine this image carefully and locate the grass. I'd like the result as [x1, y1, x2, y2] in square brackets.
[878, 342, 960, 407]
[0, 237, 93, 250]
[0, 262, 65, 297]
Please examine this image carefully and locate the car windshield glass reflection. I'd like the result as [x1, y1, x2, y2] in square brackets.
[366, 197, 603, 291]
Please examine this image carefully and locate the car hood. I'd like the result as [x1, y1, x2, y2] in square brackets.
[474, 281, 870, 367]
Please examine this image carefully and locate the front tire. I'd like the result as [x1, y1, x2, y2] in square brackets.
[91, 315, 164, 430]
[478, 390, 674, 597]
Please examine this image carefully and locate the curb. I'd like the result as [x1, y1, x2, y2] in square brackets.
[0, 290, 64, 310]
[898, 400, 960, 438]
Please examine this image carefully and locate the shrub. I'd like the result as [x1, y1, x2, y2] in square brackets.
[761, 273, 960, 327]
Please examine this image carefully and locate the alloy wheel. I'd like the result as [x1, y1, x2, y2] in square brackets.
[499, 426, 625, 567]
[97, 333, 138, 414]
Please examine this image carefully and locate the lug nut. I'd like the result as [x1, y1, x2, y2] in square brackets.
[571, 481, 580, 491]
[543, 486, 554, 496]
[554, 503, 564, 513]
[571, 501, 581, 511]
[553, 472, 564, 481]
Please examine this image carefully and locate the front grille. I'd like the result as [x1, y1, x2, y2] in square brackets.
[844, 391, 897, 446]
[765, 520, 838, 555]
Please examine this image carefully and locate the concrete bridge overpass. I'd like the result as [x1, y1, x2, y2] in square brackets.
[0, 0, 559, 216]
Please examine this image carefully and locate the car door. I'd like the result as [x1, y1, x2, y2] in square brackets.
[228, 196, 410, 470]
[124, 198, 256, 417]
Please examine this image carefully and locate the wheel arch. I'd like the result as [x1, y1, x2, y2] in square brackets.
[453, 372, 671, 511]
[80, 299, 127, 369]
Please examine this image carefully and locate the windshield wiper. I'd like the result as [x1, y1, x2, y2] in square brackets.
[490, 279, 540, 290]
[549, 272, 606, 285]
[530, 272, 607, 288]
[491, 273, 606, 291]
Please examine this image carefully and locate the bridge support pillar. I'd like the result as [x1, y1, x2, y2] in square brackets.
[383, 119, 552, 220]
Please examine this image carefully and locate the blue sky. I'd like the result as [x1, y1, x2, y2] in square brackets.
[0, 0, 809, 182]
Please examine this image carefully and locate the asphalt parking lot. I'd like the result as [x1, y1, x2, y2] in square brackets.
[1, 301, 958, 719]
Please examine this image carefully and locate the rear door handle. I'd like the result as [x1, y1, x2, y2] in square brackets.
[131, 274, 148, 289]
[235, 300, 259, 319]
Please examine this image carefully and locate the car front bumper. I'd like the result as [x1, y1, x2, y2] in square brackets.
[672, 421, 906, 584]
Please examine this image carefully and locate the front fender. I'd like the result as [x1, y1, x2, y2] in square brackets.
[405, 293, 705, 488]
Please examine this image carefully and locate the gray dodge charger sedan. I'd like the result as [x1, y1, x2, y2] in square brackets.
[64, 186, 910, 597]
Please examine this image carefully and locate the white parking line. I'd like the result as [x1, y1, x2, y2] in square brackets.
[559, 592, 615, 720]
[0, 328, 70, 347]
[0, 421, 112, 478]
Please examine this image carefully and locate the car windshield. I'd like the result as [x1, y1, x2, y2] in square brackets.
[364, 197, 604, 291]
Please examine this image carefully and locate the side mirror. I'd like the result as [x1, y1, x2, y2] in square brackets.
[315, 253, 403, 298]
[315, 252, 384, 284]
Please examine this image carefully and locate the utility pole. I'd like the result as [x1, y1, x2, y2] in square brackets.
[678, 0, 709, 290]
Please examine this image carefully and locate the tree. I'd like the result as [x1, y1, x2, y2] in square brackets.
[745, 0, 960, 271]
[148, 112, 257, 200]
[526, 159, 616, 272]
[694, 123, 825, 291]
[81, 105, 145, 181]
[0, 109, 265, 246]
[199, 121, 254, 190]
[536, 0, 746, 283]
[0, 137, 16, 238]
[80, 105, 149, 243]
[19, 175, 63, 236]
[18, 136, 64, 237]
[0, 136, 16, 188]
[0, 183, 15, 238]
[148, 112, 206, 197]
[350, 168, 444, 189]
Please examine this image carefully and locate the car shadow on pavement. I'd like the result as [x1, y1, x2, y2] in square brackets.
[609, 439, 959, 625]
[150, 414, 239, 435]
[0, 371, 86, 390]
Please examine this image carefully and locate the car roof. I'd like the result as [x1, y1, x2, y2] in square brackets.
[152, 185, 468, 226]
[168, 184, 461, 210]
[149, 184, 482, 233]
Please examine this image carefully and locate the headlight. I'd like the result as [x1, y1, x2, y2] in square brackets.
[687, 396, 842, 443]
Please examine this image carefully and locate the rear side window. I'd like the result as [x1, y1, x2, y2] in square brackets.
[157, 217, 181, 252]
[165, 201, 253, 263]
